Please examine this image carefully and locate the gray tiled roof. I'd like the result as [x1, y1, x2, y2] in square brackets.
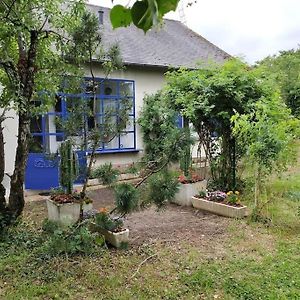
[87, 4, 230, 69]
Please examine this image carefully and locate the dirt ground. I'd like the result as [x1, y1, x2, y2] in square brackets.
[25, 187, 232, 249]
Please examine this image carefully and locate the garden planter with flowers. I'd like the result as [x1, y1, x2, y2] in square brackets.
[172, 174, 207, 206]
[91, 208, 130, 248]
[191, 191, 247, 218]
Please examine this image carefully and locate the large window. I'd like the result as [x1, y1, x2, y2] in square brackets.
[29, 79, 136, 153]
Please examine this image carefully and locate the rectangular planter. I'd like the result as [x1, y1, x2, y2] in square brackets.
[96, 227, 129, 248]
[191, 196, 247, 218]
[172, 180, 207, 206]
[46, 198, 81, 226]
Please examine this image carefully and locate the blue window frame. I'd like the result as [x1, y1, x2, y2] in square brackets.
[29, 78, 136, 154]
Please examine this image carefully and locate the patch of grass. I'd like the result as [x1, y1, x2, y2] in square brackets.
[183, 238, 300, 299]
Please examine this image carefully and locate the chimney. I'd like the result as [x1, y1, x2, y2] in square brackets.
[98, 10, 104, 25]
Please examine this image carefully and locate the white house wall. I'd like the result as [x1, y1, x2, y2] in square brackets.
[1, 109, 18, 196]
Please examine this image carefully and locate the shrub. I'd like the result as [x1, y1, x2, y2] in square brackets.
[114, 183, 139, 215]
[148, 170, 180, 208]
[90, 163, 119, 184]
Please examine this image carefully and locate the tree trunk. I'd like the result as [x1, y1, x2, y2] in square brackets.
[7, 113, 30, 216]
[7, 30, 39, 218]
[0, 117, 7, 212]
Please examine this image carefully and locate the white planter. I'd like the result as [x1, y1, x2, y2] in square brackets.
[46, 199, 81, 226]
[82, 202, 93, 213]
[117, 173, 139, 181]
[87, 178, 101, 186]
[191, 196, 247, 218]
[97, 227, 129, 248]
[172, 180, 207, 206]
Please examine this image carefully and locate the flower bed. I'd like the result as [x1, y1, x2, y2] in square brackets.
[192, 190, 247, 218]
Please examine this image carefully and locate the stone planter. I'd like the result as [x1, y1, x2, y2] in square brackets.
[96, 227, 129, 248]
[172, 180, 207, 206]
[191, 196, 247, 218]
[46, 199, 81, 226]
[82, 202, 93, 213]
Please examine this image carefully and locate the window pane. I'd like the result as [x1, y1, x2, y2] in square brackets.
[120, 132, 134, 149]
[29, 135, 43, 153]
[85, 79, 101, 95]
[119, 98, 134, 115]
[123, 116, 135, 132]
[103, 80, 117, 96]
[55, 95, 63, 113]
[102, 99, 117, 114]
[103, 136, 119, 150]
[30, 116, 42, 133]
[120, 81, 133, 97]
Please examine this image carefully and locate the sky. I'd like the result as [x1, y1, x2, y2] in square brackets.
[89, 0, 300, 64]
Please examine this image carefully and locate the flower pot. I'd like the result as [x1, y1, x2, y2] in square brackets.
[191, 196, 247, 218]
[172, 180, 207, 206]
[96, 227, 129, 248]
[46, 198, 81, 226]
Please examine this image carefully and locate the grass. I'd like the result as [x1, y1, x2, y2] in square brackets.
[1, 152, 300, 299]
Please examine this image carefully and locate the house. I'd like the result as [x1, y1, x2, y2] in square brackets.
[2, 4, 230, 192]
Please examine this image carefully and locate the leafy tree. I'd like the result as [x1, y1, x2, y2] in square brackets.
[164, 59, 270, 191]
[257, 48, 300, 118]
[0, 0, 87, 223]
[110, 0, 181, 32]
[0, 1, 123, 225]
[232, 92, 300, 211]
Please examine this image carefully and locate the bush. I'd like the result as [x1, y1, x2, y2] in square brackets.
[148, 170, 180, 208]
[114, 183, 139, 215]
[42, 224, 105, 257]
[90, 163, 119, 184]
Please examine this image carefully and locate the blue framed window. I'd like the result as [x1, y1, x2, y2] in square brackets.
[29, 78, 136, 154]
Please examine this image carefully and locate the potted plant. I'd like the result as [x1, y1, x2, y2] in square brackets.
[91, 182, 138, 248]
[92, 208, 129, 248]
[191, 190, 247, 218]
[46, 140, 93, 226]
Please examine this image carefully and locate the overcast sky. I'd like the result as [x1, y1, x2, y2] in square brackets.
[89, 0, 300, 64]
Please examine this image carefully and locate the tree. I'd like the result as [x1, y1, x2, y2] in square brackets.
[164, 59, 270, 191]
[232, 92, 300, 212]
[0, 0, 121, 225]
[256, 48, 300, 118]
[110, 0, 181, 32]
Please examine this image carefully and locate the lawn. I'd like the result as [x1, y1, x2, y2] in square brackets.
[0, 167, 299, 299]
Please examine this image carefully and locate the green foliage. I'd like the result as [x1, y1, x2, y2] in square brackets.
[138, 91, 193, 164]
[110, 0, 180, 33]
[59, 139, 79, 194]
[147, 169, 180, 208]
[42, 225, 104, 256]
[114, 183, 139, 215]
[124, 162, 140, 174]
[257, 48, 300, 117]
[165, 59, 273, 191]
[94, 211, 123, 232]
[91, 163, 119, 185]
[232, 94, 300, 206]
